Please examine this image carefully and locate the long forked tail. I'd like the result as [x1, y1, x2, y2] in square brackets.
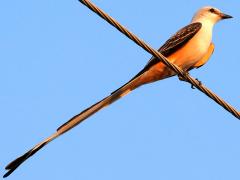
[4, 133, 58, 178]
[4, 74, 145, 178]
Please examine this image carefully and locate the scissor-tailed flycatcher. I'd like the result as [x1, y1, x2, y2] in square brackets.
[4, 6, 232, 177]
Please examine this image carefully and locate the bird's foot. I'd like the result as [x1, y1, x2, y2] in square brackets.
[191, 78, 202, 89]
[192, 78, 202, 89]
[178, 71, 189, 81]
[196, 78, 202, 86]
[178, 71, 202, 89]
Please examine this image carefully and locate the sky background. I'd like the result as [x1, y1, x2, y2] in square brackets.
[1, 0, 240, 179]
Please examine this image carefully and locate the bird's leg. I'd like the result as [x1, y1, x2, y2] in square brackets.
[195, 78, 202, 86]
[178, 71, 202, 89]
[190, 78, 202, 89]
[178, 70, 189, 82]
[195, 78, 202, 85]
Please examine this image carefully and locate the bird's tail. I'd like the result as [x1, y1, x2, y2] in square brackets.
[4, 74, 145, 178]
[4, 133, 58, 178]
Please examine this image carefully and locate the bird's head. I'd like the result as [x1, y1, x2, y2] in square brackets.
[192, 6, 233, 24]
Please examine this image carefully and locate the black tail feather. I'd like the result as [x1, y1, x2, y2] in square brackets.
[4, 141, 48, 178]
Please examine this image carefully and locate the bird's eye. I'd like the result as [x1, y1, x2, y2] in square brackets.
[209, 8, 215, 13]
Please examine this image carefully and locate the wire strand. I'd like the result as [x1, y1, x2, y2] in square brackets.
[79, 0, 240, 120]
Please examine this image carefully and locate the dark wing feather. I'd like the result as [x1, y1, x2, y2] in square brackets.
[135, 22, 202, 77]
[158, 22, 202, 56]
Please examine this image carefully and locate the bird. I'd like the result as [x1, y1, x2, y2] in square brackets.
[4, 6, 232, 178]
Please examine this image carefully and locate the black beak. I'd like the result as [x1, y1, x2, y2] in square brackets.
[220, 13, 233, 19]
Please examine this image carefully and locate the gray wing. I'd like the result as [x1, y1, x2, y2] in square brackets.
[136, 22, 202, 76]
[158, 22, 202, 56]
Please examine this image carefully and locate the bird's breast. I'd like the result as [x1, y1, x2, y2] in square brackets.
[167, 25, 212, 70]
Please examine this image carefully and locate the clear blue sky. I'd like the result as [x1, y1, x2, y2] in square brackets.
[1, 0, 240, 179]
